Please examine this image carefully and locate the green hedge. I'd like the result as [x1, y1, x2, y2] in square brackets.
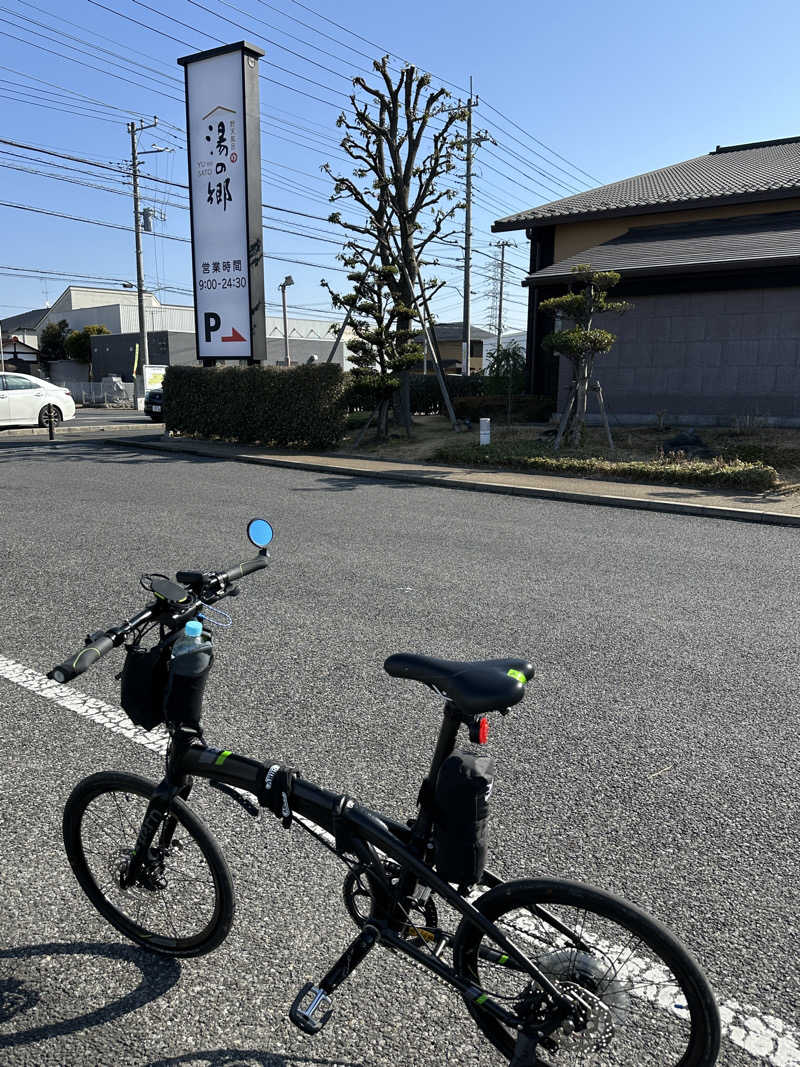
[163, 363, 346, 449]
[341, 372, 486, 415]
[452, 394, 555, 423]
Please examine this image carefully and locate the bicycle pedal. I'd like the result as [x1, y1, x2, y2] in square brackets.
[289, 982, 333, 1035]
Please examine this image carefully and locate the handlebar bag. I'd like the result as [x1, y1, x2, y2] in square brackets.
[433, 749, 495, 886]
[120, 636, 175, 731]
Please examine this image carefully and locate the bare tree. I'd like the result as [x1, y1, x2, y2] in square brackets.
[323, 57, 472, 427]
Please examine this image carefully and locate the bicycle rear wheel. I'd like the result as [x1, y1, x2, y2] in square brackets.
[63, 771, 235, 958]
[453, 878, 720, 1066]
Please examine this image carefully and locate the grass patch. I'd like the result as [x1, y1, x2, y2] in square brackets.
[333, 416, 800, 492]
[431, 438, 779, 491]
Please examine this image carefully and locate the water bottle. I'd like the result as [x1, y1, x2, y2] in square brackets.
[166, 619, 212, 727]
[171, 619, 204, 659]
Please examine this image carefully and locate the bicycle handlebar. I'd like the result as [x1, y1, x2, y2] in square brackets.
[219, 554, 268, 584]
[49, 633, 118, 684]
[47, 549, 268, 684]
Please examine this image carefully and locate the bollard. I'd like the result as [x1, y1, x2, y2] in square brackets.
[47, 403, 55, 441]
[479, 417, 490, 446]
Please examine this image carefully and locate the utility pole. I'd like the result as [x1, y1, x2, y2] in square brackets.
[127, 117, 159, 387]
[461, 77, 476, 377]
[492, 240, 516, 358]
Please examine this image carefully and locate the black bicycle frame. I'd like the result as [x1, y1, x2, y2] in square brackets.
[123, 704, 578, 1031]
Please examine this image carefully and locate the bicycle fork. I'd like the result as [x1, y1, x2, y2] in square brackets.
[122, 777, 192, 889]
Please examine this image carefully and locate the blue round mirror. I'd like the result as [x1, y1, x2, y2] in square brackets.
[247, 518, 274, 548]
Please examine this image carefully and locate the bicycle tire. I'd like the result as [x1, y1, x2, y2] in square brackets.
[63, 771, 235, 958]
[453, 878, 720, 1066]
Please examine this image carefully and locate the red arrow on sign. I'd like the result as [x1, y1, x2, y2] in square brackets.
[221, 327, 247, 342]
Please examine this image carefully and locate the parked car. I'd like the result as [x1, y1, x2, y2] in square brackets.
[144, 388, 163, 421]
[0, 372, 76, 427]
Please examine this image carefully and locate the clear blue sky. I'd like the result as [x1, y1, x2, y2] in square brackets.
[2, 0, 800, 335]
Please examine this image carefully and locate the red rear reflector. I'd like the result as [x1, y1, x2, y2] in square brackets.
[478, 716, 489, 744]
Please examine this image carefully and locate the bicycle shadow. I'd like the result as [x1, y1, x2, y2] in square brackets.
[145, 1050, 364, 1066]
[0, 940, 180, 1049]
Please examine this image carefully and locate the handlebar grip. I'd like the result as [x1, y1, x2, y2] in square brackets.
[220, 555, 268, 584]
[48, 634, 115, 684]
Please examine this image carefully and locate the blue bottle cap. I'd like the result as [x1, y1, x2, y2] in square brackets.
[184, 620, 203, 637]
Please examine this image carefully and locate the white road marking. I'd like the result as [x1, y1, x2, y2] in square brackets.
[0, 654, 168, 755]
[1, 653, 798, 1064]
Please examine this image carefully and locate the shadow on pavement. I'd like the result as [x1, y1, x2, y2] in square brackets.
[289, 468, 460, 493]
[146, 1050, 364, 1066]
[643, 486, 795, 508]
[0, 441, 222, 466]
[0, 940, 180, 1049]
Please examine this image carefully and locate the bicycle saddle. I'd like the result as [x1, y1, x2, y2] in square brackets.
[383, 653, 534, 716]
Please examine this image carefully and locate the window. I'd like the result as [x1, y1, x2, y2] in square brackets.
[4, 375, 37, 391]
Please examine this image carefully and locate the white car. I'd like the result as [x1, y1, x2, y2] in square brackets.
[0, 372, 76, 428]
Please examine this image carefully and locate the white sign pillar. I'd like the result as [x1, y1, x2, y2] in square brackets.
[178, 41, 266, 363]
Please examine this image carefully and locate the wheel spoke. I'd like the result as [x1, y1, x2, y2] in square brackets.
[454, 881, 718, 1066]
[65, 776, 232, 956]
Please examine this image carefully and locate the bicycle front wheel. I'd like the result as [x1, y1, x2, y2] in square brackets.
[63, 771, 235, 957]
[453, 878, 720, 1066]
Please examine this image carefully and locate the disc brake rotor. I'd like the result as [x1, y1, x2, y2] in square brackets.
[555, 981, 615, 1053]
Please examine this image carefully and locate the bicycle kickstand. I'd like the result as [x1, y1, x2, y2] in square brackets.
[289, 924, 380, 1035]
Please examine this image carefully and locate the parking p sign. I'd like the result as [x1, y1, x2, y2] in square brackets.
[179, 42, 266, 361]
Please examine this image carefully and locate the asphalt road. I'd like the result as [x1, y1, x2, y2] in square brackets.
[0, 435, 797, 1066]
[72, 407, 159, 427]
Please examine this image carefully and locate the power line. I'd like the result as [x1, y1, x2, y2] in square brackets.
[0, 200, 351, 272]
[283, 0, 599, 186]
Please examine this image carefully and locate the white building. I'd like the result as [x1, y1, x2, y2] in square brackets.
[32, 286, 356, 367]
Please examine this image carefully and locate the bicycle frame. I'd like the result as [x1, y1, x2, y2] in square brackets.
[127, 704, 576, 1036]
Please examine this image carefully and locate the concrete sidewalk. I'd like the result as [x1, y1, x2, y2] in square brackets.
[98, 431, 800, 527]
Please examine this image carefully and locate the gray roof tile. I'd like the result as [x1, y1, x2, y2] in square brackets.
[495, 137, 800, 229]
[528, 210, 800, 284]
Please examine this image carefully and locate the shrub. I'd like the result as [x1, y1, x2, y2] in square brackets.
[431, 440, 779, 491]
[341, 371, 486, 415]
[163, 363, 346, 449]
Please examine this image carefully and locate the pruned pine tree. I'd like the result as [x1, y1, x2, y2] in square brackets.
[323, 245, 423, 442]
[483, 340, 525, 424]
[540, 265, 631, 450]
[323, 56, 471, 429]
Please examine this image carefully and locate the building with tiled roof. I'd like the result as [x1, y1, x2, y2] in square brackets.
[493, 137, 800, 424]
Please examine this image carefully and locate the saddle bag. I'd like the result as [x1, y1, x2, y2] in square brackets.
[433, 749, 495, 886]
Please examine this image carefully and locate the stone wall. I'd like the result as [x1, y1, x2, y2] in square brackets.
[557, 286, 800, 424]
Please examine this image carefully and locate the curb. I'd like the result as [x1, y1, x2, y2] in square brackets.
[0, 422, 160, 438]
[107, 434, 800, 529]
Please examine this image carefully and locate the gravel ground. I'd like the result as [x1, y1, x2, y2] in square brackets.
[0, 436, 797, 1066]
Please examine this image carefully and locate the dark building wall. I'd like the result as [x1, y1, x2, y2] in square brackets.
[90, 331, 199, 380]
[90, 330, 351, 375]
[557, 286, 800, 423]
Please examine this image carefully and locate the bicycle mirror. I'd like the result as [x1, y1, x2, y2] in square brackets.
[247, 518, 274, 549]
